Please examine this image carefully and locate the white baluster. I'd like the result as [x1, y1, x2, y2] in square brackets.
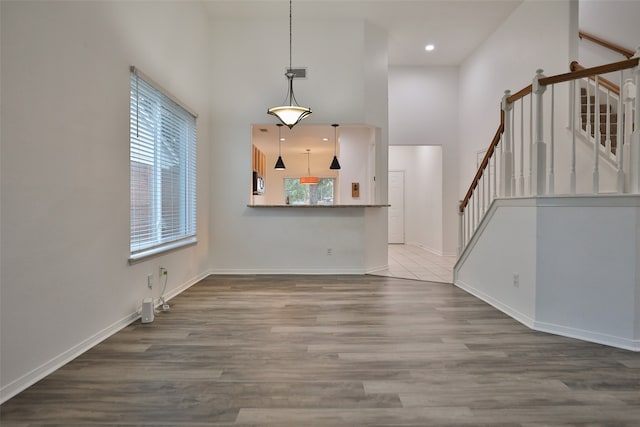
[529, 95, 533, 195]
[630, 60, 640, 194]
[605, 89, 611, 155]
[501, 91, 513, 197]
[511, 108, 516, 194]
[478, 171, 486, 219]
[549, 85, 555, 195]
[492, 151, 497, 201]
[617, 71, 625, 193]
[458, 201, 464, 256]
[586, 78, 592, 140]
[487, 155, 492, 203]
[570, 80, 577, 194]
[465, 203, 470, 246]
[532, 69, 547, 195]
[519, 98, 525, 196]
[593, 75, 600, 194]
[623, 78, 635, 192]
[474, 189, 479, 231]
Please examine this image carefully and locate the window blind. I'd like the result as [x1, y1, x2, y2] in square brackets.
[129, 68, 197, 259]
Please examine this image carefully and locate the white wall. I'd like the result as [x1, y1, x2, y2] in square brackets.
[458, 0, 575, 197]
[579, 0, 640, 67]
[208, 18, 388, 274]
[388, 66, 458, 254]
[338, 127, 375, 205]
[0, 0, 211, 401]
[536, 200, 640, 347]
[389, 146, 443, 254]
[455, 201, 538, 323]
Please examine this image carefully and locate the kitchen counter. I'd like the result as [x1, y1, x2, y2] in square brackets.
[247, 204, 389, 208]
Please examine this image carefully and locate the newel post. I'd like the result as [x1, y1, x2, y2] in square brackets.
[532, 69, 547, 196]
[500, 90, 514, 198]
[629, 49, 640, 194]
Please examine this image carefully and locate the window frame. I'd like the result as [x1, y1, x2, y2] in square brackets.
[128, 67, 198, 263]
[284, 177, 335, 205]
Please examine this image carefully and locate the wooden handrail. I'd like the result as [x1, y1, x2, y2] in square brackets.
[460, 110, 504, 213]
[570, 61, 620, 95]
[540, 57, 639, 87]
[579, 30, 635, 59]
[506, 85, 532, 104]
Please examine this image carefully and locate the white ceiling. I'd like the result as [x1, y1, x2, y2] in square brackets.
[202, 0, 523, 66]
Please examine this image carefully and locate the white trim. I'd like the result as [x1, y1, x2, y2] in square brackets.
[533, 320, 640, 352]
[209, 268, 367, 275]
[457, 278, 640, 352]
[130, 66, 198, 118]
[129, 237, 197, 264]
[0, 270, 211, 404]
[0, 311, 138, 403]
[454, 279, 535, 329]
[365, 263, 390, 274]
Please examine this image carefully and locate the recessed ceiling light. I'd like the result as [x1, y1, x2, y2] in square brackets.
[280, 137, 286, 141]
[322, 138, 329, 142]
[425, 44, 435, 52]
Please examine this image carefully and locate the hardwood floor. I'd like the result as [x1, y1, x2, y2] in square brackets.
[2, 274, 640, 426]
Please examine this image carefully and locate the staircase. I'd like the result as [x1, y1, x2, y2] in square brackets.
[580, 86, 618, 156]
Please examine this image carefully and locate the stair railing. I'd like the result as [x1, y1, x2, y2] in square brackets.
[579, 31, 635, 59]
[458, 54, 640, 256]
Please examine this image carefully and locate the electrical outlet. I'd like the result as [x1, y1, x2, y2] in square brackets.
[327, 248, 332, 256]
[147, 274, 153, 289]
[513, 273, 520, 287]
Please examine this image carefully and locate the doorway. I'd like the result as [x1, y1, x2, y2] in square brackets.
[388, 170, 405, 244]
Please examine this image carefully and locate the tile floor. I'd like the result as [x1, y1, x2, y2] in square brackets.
[370, 244, 456, 283]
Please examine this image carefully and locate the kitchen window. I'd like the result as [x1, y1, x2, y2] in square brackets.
[284, 178, 334, 205]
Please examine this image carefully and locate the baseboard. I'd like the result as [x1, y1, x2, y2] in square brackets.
[208, 268, 367, 275]
[0, 270, 211, 404]
[365, 263, 390, 274]
[455, 279, 640, 352]
[533, 320, 640, 352]
[0, 310, 139, 404]
[454, 279, 535, 329]
[161, 270, 212, 303]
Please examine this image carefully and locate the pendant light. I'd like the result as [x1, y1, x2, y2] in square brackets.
[274, 124, 286, 170]
[300, 149, 319, 184]
[329, 123, 341, 170]
[267, 0, 312, 129]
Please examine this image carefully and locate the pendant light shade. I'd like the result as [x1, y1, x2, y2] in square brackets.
[329, 123, 341, 170]
[267, 0, 312, 129]
[274, 124, 286, 170]
[300, 149, 318, 184]
[300, 176, 319, 185]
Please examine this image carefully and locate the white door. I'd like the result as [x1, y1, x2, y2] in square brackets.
[388, 171, 405, 244]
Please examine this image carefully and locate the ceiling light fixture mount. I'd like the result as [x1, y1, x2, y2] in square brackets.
[329, 123, 341, 170]
[268, 0, 312, 129]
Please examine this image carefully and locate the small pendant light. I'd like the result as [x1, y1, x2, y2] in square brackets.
[300, 149, 319, 184]
[329, 123, 341, 170]
[274, 124, 286, 170]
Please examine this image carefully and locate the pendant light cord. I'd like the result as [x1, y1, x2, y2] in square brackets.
[289, 0, 293, 71]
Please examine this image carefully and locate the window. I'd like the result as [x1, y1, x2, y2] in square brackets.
[284, 178, 334, 205]
[129, 67, 197, 261]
